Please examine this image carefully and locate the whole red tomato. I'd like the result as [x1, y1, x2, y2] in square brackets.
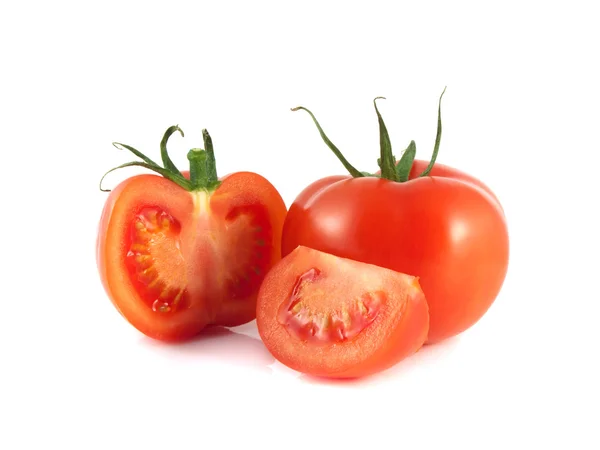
[282, 92, 509, 344]
[97, 126, 286, 341]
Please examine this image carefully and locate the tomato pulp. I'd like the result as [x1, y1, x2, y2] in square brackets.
[256, 246, 429, 378]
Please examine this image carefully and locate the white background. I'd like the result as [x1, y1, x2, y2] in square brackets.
[1, 1, 599, 448]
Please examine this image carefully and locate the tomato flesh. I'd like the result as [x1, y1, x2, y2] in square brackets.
[257, 246, 429, 378]
[125, 208, 190, 313]
[218, 204, 273, 300]
[277, 267, 384, 344]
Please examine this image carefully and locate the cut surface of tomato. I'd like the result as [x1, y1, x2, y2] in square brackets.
[125, 207, 189, 314]
[256, 246, 429, 378]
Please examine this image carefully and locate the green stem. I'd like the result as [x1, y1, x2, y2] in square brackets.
[395, 140, 417, 182]
[186, 130, 220, 191]
[373, 97, 397, 181]
[187, 149, 208, 189]
[99, 161, 192, 192]
[291, 106, 364, 178]
[112, 142, 160, 167]
[202, 129, 219, 186]
[418, 86, 446, 177]
[100, 124, 220, 192]
[160, 125, 185, 177]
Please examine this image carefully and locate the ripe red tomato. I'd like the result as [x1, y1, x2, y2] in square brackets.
[283, 93, 509, 344]
[256, 246, 429, 378]
[97, 126, 286, 341]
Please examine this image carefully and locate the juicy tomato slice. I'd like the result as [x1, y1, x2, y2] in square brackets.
[97, 171, 286, 341]
[256, 246, 429, 378]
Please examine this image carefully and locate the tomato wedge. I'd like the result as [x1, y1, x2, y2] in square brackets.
[256, 246, 429, 378]
[97, 126, 286, 341]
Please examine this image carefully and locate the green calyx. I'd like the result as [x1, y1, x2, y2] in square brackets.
[99, 126, 221, 192]
[291, 87, 447, 182]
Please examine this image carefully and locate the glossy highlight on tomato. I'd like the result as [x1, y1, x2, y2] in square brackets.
[97, 126, 286, 341]
[256, 246, 429, 378]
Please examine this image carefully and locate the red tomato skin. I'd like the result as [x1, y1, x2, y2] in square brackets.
[282, 162, 509, 344]
[97, 171, 286, 341]
[409, 160, 503, 210]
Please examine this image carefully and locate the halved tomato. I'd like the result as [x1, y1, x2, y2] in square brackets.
[97, 126, 287, 341]
[256, 246, 429, 378]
